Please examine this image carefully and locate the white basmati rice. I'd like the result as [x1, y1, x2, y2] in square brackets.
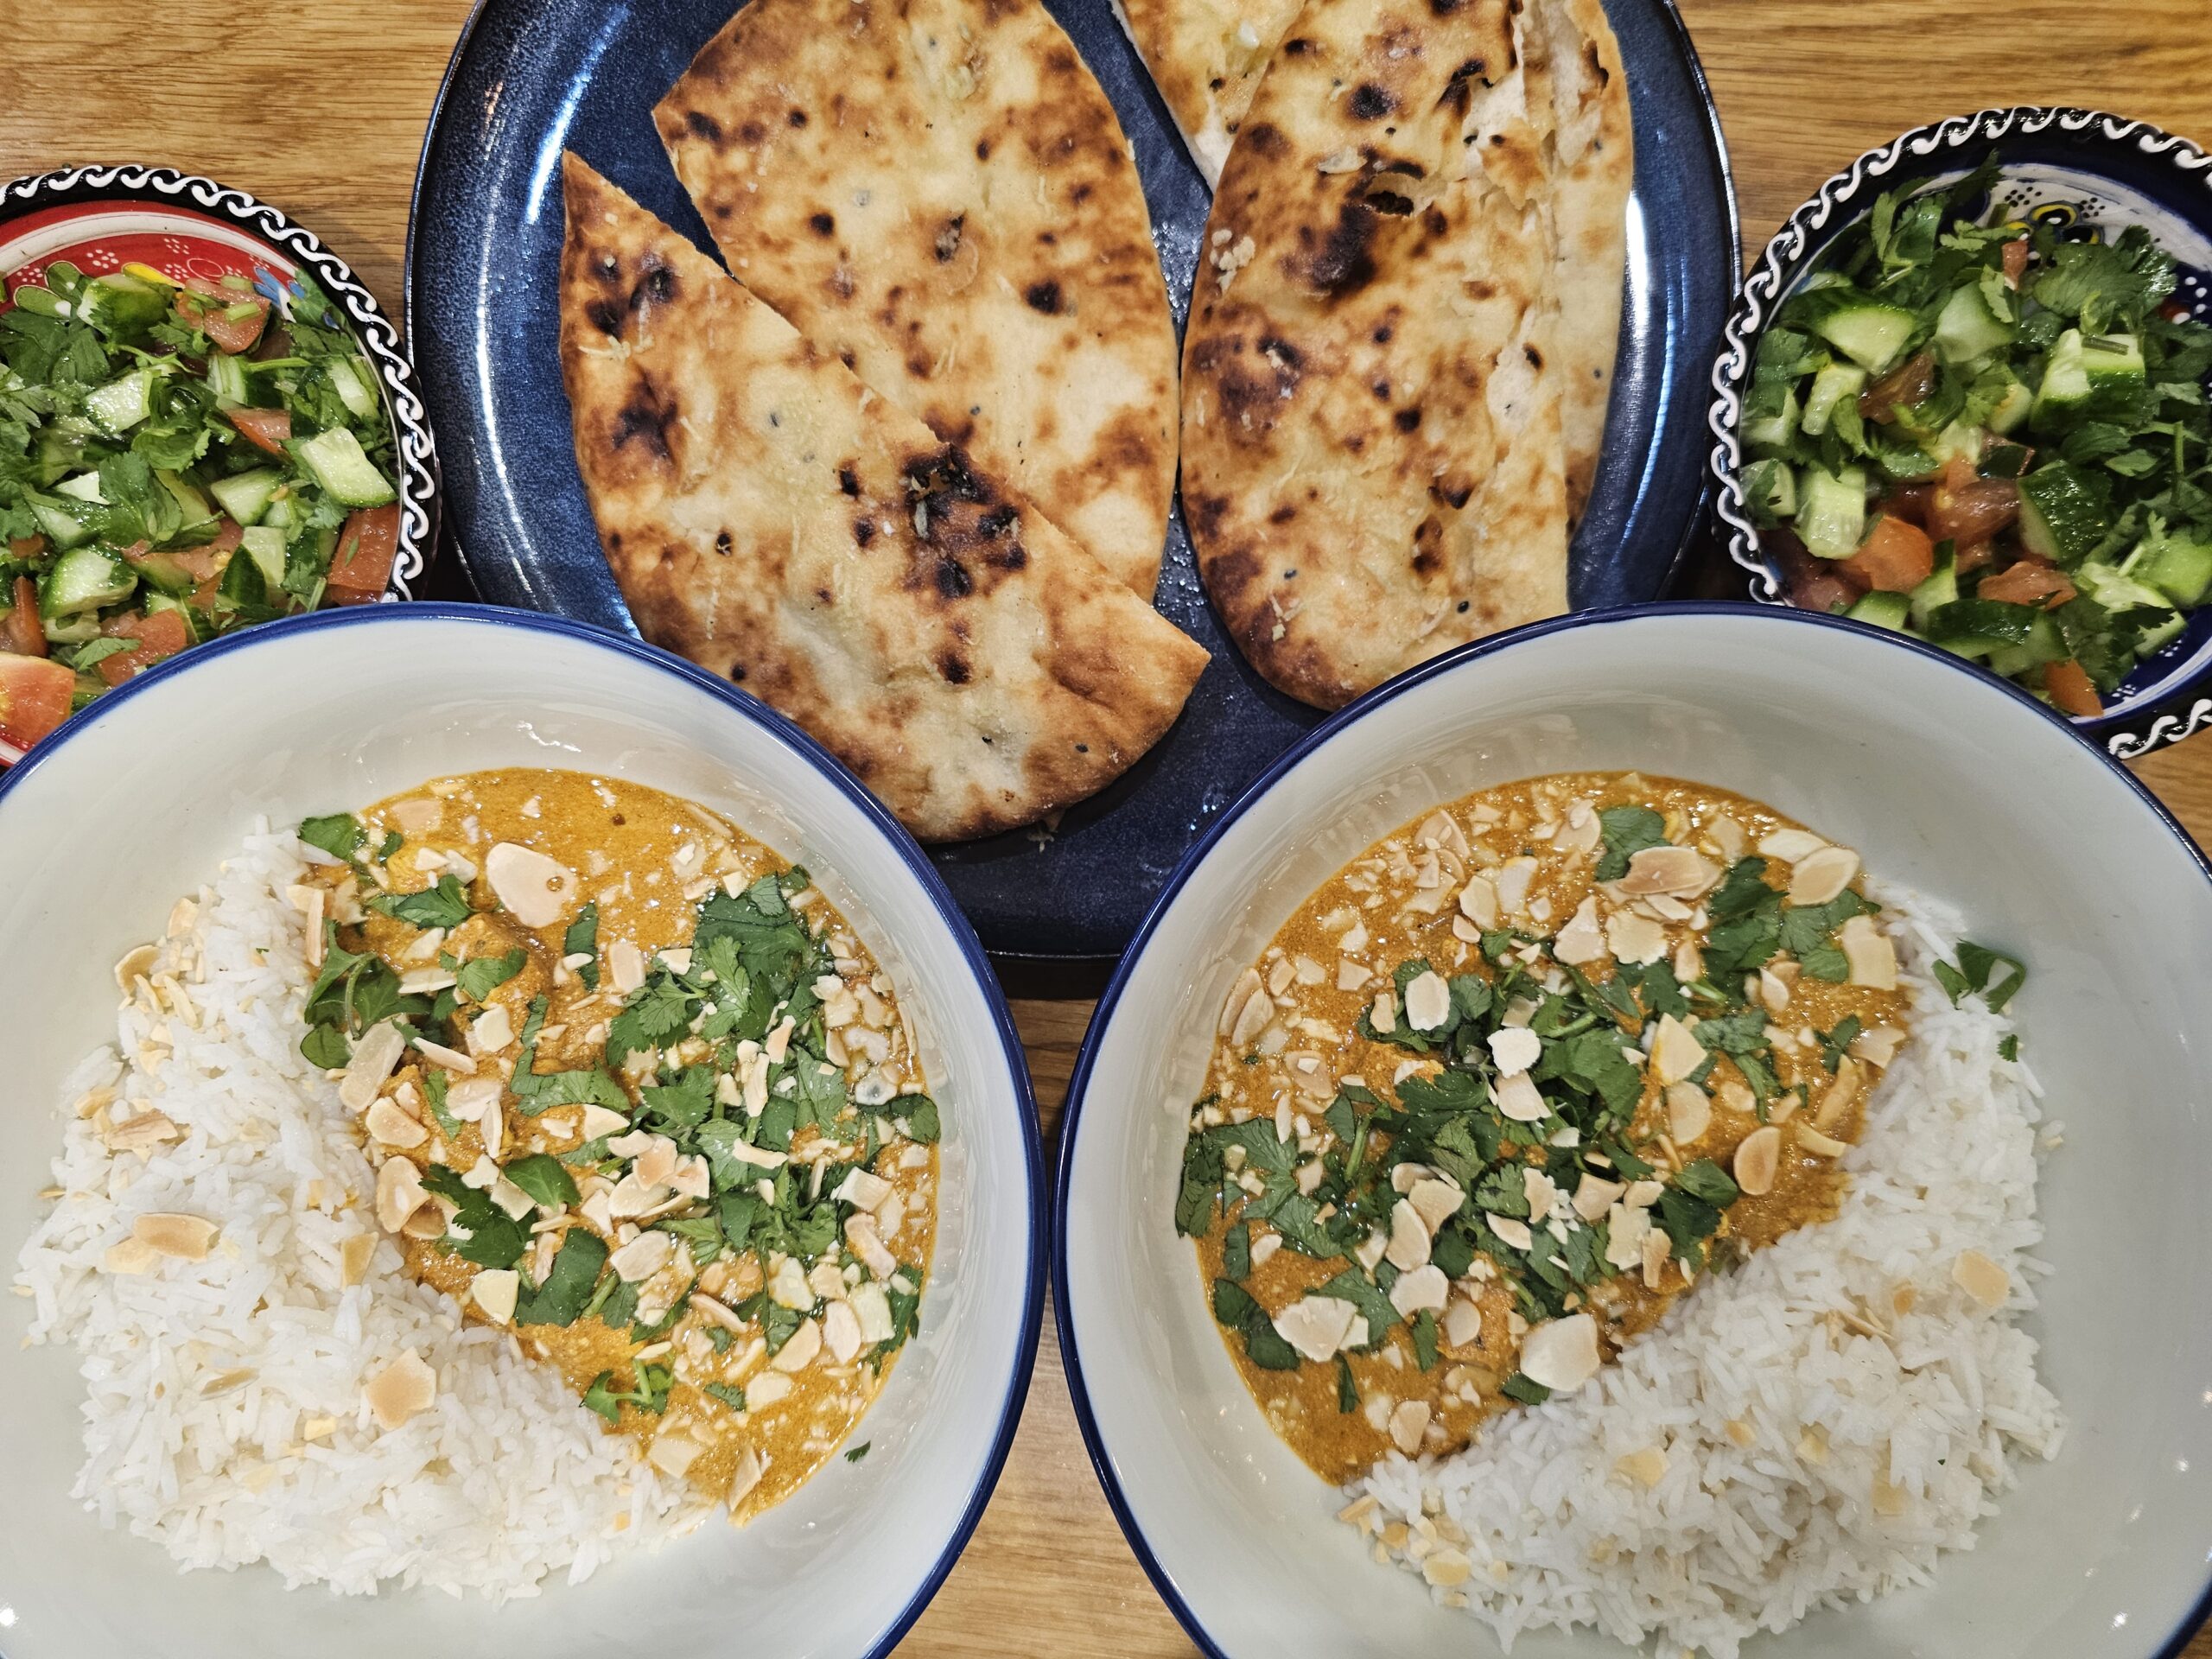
[13, 824, 711, 1598]
[1355, 883, 2063, 1656]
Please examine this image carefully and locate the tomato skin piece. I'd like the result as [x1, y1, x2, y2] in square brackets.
[177, 276, 271, 354]
[1770, 528, 1867, 614]
[226, 405, 292, 455]
[2044, 658, 2104, 719]
[2002, 238, 2030, 285]
[94, 608, 191, 688]
[1977, 557, 2077, 610]
[0, 653, 77, 747]
[1841, 515, 1936, 593]
[5, 575, 46, 658]
[327, 504, 399, 602]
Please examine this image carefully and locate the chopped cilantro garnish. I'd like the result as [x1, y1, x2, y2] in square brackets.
[1932, 941, 2027, 1014]
[514, 1230, 607, 1326]
[563, 900, 601, 989]
[369, 874, 473, 930]
[298, 813, 363, 861]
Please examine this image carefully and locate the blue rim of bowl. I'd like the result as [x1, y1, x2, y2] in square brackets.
[1052, 599, 2212, 1659]
[0, 601, 1046, 1657]
[0, 163, 442, 607]
[1705, 105, 2212, 763]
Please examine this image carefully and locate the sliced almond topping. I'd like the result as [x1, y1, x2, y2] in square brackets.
[1495, 1071, 1548, 1122]
[102, 1109, 181, 1155]
[1389, 1263, 1448, 1319]
[340, 1232, 378, 1287]
[1952, 1249, 2010, 1309]
[1522, 1167, 1559, 1224]
[413, 1038, 476, 1074]
[364, 1349, 437, 1431]
[468, 1001, 515, 1055]
[727, 1443, 766, 1506]
[1732, 1125, 1782, 1196]
[1273, 1294, 1359, 1363]
[1849, 1025, 1907, 1069]
[1796, 1124, 1848, 1158]
[1649, 1014, 1705, 1085]
[581, 1103, 631, 1139]
[1787, 845, 1861, 906]
[133, 1211, 217, 1261]
[1615, 1446, 1669, 1487]
[1487, 1027, 1542, 1077]
[1605, 909, 1668, 966]
[1421, 1548, 1473, 1588]
[823, 1299, 863, 1363]
[113, 942, 160, 993]
[1573, 1172, 1626, 1222]
[471, 1268, 520, 1324]
[1724, 1418, 1757, 1448]
[846, 1214, 897, 1279]
[338, 1021, 408, 1110]
[746, 1371, 793, 1408]
[1389, 1398, 1431, 1456]
[1487, 1214, 1535, 1250]
[609, 1230, 674, 1283]
[484, 842, 577, 928]
[1552, 897, 1608, 965]
[1837, 914, 1897, 990]
[1758, 828, 1827, 863]
[1385, 1198, 1431, 1270]
[1815, 1057, 1862, 1129]
[1458, 874, 1500, 929]
[1402, 969, 1452, 1032]
[1641, 1226, 1670, 1289]
[1618, 845, 1719, 899]
[607, 938, 647, 995]
[648, 1433, 703, 1478]
[1664, 1083, 1712, 1144]
[1518, 1313, 1600, 1393]
[1407, 1176, 1464, 1234]
[365, 1098, 429, 1149]
[102, 1236, 161, 1275]
[1442, 1298, 1483, 1349]
[772, 1317, 825, 1373]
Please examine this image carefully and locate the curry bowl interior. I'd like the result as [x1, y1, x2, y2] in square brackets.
[0, 607, 1035, 1659]
[1061, 606, 2212, 1659]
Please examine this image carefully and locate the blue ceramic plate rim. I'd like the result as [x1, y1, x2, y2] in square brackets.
[1706, 105, 2212, 763]
[1051, 599, 2212, 1659]
[400, 0, 1739, 965]
[0, 601, 1047, 1659]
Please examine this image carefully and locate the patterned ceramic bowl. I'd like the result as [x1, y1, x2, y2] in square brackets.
[1708, 108, 2212, 760]
[0, 164, 440, 760]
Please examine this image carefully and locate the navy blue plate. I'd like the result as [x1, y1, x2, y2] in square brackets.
[407, 0, 1738, 963]
[1710, 106, 2212, 763]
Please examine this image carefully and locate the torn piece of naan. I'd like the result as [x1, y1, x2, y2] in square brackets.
[1180, 0, 1573, 710]
[557, 155, 1209, 842]
[1109, 0, 1307, 188]
[656, 0, 1179, 597]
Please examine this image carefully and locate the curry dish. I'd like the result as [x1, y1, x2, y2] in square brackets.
[300, 768, 938, 1519]
[1177, 772, 1910, 1483]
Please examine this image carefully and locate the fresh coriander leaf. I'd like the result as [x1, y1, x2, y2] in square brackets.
[1674, 1158, 1741, 1208]
[563, 900, 601, 990]
[844, 1441, 870, 1462]
[422, 1067, 462, 1136]
[1412, 1308, 1440, 1371]
[902, 1095, 941, 1143]
[514, 1229, 607, 1326]
[1595, 805, 1668, 881]
[1820, 1014, 1864, 1072]
[1999, 1033, 2021, 1062]
[655, 1215, 727, 1267]
[1335, 1353, 1359, 1413]
[503, 1153, 580, 1208]
[455, 948, 526, 1004]
[1500, 1371, 1552, 1406]
[606, 973, 696, 1065]
[370, 874, 473, 930]
[297, 812, 362, 860]
[1223, 1221, 1252, 1281]
[1309, 1269, 1397, 1350]
[1944, 941, 2028, 1013]
[704, 1382, 747, 1411]
[300, 1020, 350, 1069]
[639, 1065, 715, 1132]
[377, 829, 404, 861]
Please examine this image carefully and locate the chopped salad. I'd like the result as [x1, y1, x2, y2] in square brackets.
[1743, 158, 2212, 718]
[0, 258, 401, 750]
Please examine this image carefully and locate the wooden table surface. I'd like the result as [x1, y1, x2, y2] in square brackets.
[8, 0, 2212, 1651]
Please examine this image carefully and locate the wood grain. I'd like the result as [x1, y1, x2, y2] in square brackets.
[4, 0, 2212, 1651]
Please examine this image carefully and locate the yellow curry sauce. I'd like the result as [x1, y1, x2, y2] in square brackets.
[1180, 772, 1911, 1484]
[304, 769, 938, 1519]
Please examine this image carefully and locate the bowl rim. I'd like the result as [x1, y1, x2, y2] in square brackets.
[1051, 598, 2212, 1659]
[0, 162, 442, 607]
[0, 600, 1046, 1657]
[1703, 105, 2212, 763]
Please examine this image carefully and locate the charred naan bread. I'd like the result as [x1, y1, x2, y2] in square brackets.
[1181, 0, 1577, 710]
[655, 0, 1179, 598]
[1110, 0, 1306, 187]
[557, 156, 1208, 842]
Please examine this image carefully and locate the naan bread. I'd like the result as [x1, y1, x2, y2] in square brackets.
[557, 156, 1209, 842]
[1110, 0, 1305, 187]
[1180, 0, 1573, 710]
[655, 0, 1179, 598]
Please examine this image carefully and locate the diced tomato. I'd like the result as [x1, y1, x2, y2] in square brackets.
[2002, 238, 2030, 285]
[93, 608, 191, 688]
[1878, 484, 1936, 531]
[327, 504, 400, 603]
[1841, 515, 1936, 593]
[2044, 658, 2104, 719]
[0, 653, 77, 747]
[1977, 557, 2077, 610]
[208, 517, 243, 555]
[176, 275, 271, 355]
[8, 536, 45, 561]
[1860, 352, 1937, 425]
[1955, 541, 1998, 577]
[5, 575, 45, 658]
[1929, 469, 2020, 548]
[1769, 528, 1868, 614]
[226, 405, 292, 455]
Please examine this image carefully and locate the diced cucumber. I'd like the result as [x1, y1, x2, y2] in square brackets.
[1795, 466, 1869, 561]
[38, 545, 135, 618]
[240, 525, 288, 588]
[1931, 423, 1985, 468]
[28, 498, 94, 551]
[156, 469, 212, 523]
[1739, 457, 1796, 525]
[1847, 590, 1910, 631]
[2077, 559, 2179, 617]
[2017, 463, 2112, 564]
[1988, 612, 2069, 677]
[35, 423, 98, 486]
[1743, 381, 1800, 456]
[292, 428, 395, 508]
[207, 467, 283, 527]
[1980, 442, 2032, 480]
[54, 471, 105, 504]
[327, 356, 381, 423]
[2131, 529, 2212, 607]
[219, 546, 268, 607]
[142, 591, 204, 644]
[1987, 377, 2034, 435]
[41, 613, 102, 646]
[1809, 301, 1917, 374]
[206, 351, 250, 408]
[1909, 552, 1960, 632]
[1926, 597, 2042, 661]
[1800, 362, 1867, 439]
[2032, 330, 2146, 430]
[126, 548, 199, 598]
[1933, 282, 2013, 365]
[74, 272, 169, 337]
[84, 367, 161, 435]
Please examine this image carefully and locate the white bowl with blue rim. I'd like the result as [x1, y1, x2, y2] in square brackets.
[1056, 603, 2212, 1658]
[0, 604, 1042, 1659]
[1708, 106, 2212, 761]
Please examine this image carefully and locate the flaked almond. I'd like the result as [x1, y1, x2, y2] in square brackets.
[1732, 1125, 1782, 1196]
[1724, 1418, 1758, 1448]
[1219, 966, 1263, 1036]
[1707, 813, 1749, 862]
[1649, 1014, 1705, 1085]
[102, 1109, 181, 1155]
[484, 842, 577, 928]
[746, 1371, 793, 1408]
[1618, 845, 1718, 899]
[338, 1020, 407, 1110]
[365, 1097, 429, 1149]
[1495, 1071, 1548, 1122]
[471, 1268, 519, 1324]
[1487, 1213, 1535, 1250]
[1274, 1294, 1358, 1362]
[609, 1230, 673, 1283]
[1573, 1172, 1626, 1222]
[690, 1292, 747, 1332]
[113, 942, 159, 993]
[413, 1037, 476, 1074]
[133, 1211, 217, 1261]
[1604, 1202, 1652, 1270]
[1952, 1249, 2010, 1309]
[1656, 1083, 1708, 1145]
[103, 1236, 160, 1275]
[1850, 1025, 1907, 1068]
[1796, 1124, 1849, 1158]
[1442, 1298, 1483, 1349]
[581, 1103, 631, 1139]
[1385, 1198, 1431, 1270]
[1758, 965, 1794, 1014]
[727, 1444, 766, 1506]
[1606, 909, 1668, 966]
[1758, 828, 1827, 862]
[648, 1433, 703, 1478]
[607, 938, 646, 995]
[1389, 1398, 1431, 1456]
[823, 1298, 864, 1363]
[1389, 1263, 1448, 1318]
[772, 1318, 824, 1373]
[1402, 969, 1452, 1032]
[1421, 1548, 1472, 1588]
[1459, 874, 1500, 929]
[1815, 1058, 1862, 1128]
[364, 1349, 436, 1430]
[1487, 1027, 1541, 1077]
[468, 1001, 515, 1054]
[340, 1232, 378, 1287]
[1552, 897, 1608, 965]
[1641, 1226, 1670, 1289]
[846, 1214, 897, 1279]
[1838, 914, 1897, 989]
[1407, 1176, 1465, 1234]
[1788, 845, 1860, 906]
[1518, 1313, 1600, 1393]
[1615, 1446, 1668, 1487]
[1523, 1167, 1559, 1224]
